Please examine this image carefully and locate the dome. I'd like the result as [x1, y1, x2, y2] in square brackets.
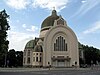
[33, 45, 43, 52]
[25, 40, 36, 49]
[41, 10, 59, 29]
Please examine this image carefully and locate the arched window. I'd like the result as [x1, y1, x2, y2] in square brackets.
[54, 36, 67, 51]
[36, 57, 38, 62]
[27, 57, 30, 63]
[27, 50, 30, 56]
[33, 57, 35, 62]
[40, 57, 42, 62]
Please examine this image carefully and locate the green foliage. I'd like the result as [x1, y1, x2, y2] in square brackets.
[7, 49, 23, 67]
[0, 9, 10, 31]
[0, 9, 10, 67]
[79, 43, 100, 66]
[15, 51, 23, 67]
[7, 49, 16, 67]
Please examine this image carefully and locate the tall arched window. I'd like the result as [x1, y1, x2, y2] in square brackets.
[27, 57, 30, 63]
[54, 36, 67, 51]
[27, 50, 30, 56]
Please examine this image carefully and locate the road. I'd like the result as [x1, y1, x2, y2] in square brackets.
[0, 70, 100, 75]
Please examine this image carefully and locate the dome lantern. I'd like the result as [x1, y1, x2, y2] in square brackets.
[52, 9, 57, 16]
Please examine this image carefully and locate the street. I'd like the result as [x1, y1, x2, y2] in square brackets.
[0, 69, 100, 75]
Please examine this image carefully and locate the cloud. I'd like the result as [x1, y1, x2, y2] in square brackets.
[5, 0, 69, 11]
[32, 0, 69, 12]
[16, 20, 20, 23]
[26, 26, 38, 32]
[22, 24, 27, 28]
[83, 21, 100, 34]
[7, 30, 39, 51]
[22, 24, 38, 32]
[81, 0, 86, 3]
[5, 0, 30, 10]
[71, 0, 100, 18]
[7, 23, 39, 51]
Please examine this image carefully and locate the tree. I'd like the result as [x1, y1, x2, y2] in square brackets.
[79, 43, 100, 67]
[0, 9, 10, 67]
[84, 46, 100, 65]
[7, 49, 23, 67]
[16, 51, 23, 67]
[15, 51, 23, 67]
[7, 49, 16, 67]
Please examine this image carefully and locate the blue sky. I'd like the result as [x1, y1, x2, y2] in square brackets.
[0, 0, 100, 51]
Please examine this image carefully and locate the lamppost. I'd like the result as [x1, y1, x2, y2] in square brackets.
[0, 25, 1, 30]
[4, 46, 8, 67]
[4, 52, 7, 67]
[79, 45, 85, 67]
[91, 60, 93, 69]
[3, 41, 8, 67]
[48, 62, 50, 70]
[7, 60, 9, 67]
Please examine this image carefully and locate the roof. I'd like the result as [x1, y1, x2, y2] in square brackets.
[33, 45, 43, 52]
[41, 10, 59, 29]
[25, 38, 43, 52]
[25, 40, 36, 49]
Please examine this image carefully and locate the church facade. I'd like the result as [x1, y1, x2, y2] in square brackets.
[23, 10, 79, 67]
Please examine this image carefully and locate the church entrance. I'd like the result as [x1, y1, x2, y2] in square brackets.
[52, 56, 71, 67]
[52, 60, 65, 67]
[57, 60, 65, 67]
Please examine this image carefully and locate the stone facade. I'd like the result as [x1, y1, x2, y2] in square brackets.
[23, 10, 79, 67]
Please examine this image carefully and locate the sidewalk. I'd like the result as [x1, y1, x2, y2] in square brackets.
[0, 67, 91, 72]
[0, 68, 48, 72]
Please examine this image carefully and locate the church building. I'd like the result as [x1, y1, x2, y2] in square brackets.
[23, 9, 79, 67]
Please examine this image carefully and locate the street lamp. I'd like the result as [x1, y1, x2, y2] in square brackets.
[48, 62, 50, 70]
[3, 44, 8, 67]
[0, 25, 1, 30]
[4, 52, 7, 67]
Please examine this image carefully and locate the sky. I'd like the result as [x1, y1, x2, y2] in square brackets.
[0, 0, 100, 51]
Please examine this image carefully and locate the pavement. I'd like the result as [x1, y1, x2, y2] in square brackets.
[0, 68, 100, 75]
[0, 67, 92, 72]
[0, 68, 46, 72]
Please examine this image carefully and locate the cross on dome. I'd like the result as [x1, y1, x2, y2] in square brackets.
[53, 7, 55, 10]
